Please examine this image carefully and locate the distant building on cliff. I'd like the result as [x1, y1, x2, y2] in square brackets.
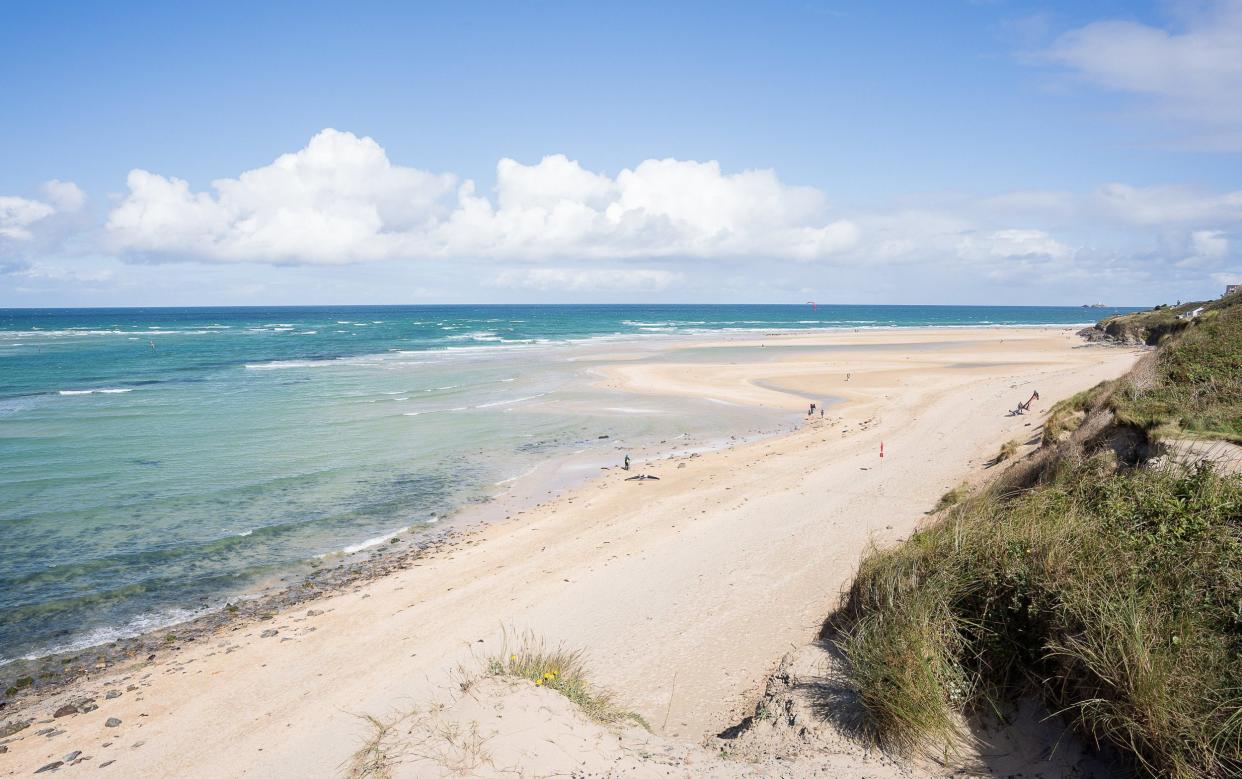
[1228, 285, 1241, 297]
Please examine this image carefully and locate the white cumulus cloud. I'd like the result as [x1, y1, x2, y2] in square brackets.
[491, 267, 685, 292]
[956, 229, 1073, 262]
[1192, 229, 1229, 259]
[0, 180, 86, 243]
[105, 129, 860, 265]
[0, 197, 55, 241]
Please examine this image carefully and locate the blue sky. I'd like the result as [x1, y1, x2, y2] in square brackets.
[3, 0, 1241, 306]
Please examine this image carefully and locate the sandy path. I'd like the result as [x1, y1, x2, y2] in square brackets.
[1, 328, 1139, 777]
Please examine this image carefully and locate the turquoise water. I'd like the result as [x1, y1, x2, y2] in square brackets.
[0, 304, 1135, 660]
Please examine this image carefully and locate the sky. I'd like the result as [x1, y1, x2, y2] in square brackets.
[2, 0, 1241, 307]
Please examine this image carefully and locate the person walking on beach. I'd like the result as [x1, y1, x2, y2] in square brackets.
[623, 454, 630, 471]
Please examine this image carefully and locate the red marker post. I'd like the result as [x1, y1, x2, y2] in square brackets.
[880, 441, 885, 463]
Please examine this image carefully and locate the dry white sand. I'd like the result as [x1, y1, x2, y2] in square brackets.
[1, 327, 1140, 777]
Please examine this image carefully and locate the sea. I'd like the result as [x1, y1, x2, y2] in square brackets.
[0, 304, 1137, 662]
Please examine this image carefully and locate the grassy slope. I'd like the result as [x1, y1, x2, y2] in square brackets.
[833, 298, 1242, 778]
[1094, 290, 1237, 346]
[1111, 302, 1242, 443]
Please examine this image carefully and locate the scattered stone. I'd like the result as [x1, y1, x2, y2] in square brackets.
[100, 760, 114, 768]
[104, 690, 121, 700]
[53, 704, 77, 718]
[260, 629, 278, 638]
[105, 717, 121, 728]
[305, 609, 322, 617]
[63, 750, 81, 761]
[0, 718, 31, 737]
[35, 761, 63, 773]
[0, 744, 6, 754]
[125, 685, 138, 692]
[131, 740, 144, 748]
[44, 728, 65, 738]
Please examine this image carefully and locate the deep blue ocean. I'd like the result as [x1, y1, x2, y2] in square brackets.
[0, 304, 1135, 661]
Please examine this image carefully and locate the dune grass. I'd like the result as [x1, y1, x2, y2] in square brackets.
[1041, 380, 1117, 446]
[347, 714, 397, 779]
[484, 633, 648, 729]
[835, 297, 1242, 777]
[836, 451, 1242, 778]
[1110, 303, 1242, 444]
[933, 483, 970, 512]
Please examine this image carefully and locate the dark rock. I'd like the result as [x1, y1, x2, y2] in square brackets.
[100, 760, 114, 768]
[105, 690, 121, 700]
[35, 761, 63, 773]
[53, 704, 77, 718]
[63, 750, 81, 761]
[305, 609, 322, 617]
[104, 717, 121, 728]
[260, 629, 278, 638]
[0, 718, 30, 737]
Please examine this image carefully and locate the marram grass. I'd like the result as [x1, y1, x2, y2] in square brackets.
[836, 457, 1242, 778]
[484, 632, 649, 729]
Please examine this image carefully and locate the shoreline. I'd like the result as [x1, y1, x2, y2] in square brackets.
[0, 325, 1142, 776]
[0, 323, 1111, 672]
[0, 323, 1084, 670]
[0, 342, 805, 675]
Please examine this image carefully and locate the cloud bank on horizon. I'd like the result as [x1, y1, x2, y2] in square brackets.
[3, 0, 1242, 305]
[6, 127, 1240, 298]
[103, 129, 859, 265]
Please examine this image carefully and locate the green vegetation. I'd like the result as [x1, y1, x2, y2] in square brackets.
[485, 633, 648, 728]
[837, 458, 1242, 777]
[994, 439, 1019, 463]
[1097, 303, 1197, 345]
[834, 294, 1242, 777]
[1110, 302, 1242, 443]
[1042, 379, 1117, 445]
[4, 676, 33, 697]
[933, 483, 970, 512]
[1094, 288, 1239, 346]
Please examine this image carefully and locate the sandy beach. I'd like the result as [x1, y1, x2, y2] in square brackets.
[0, 327, 1141, 777]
